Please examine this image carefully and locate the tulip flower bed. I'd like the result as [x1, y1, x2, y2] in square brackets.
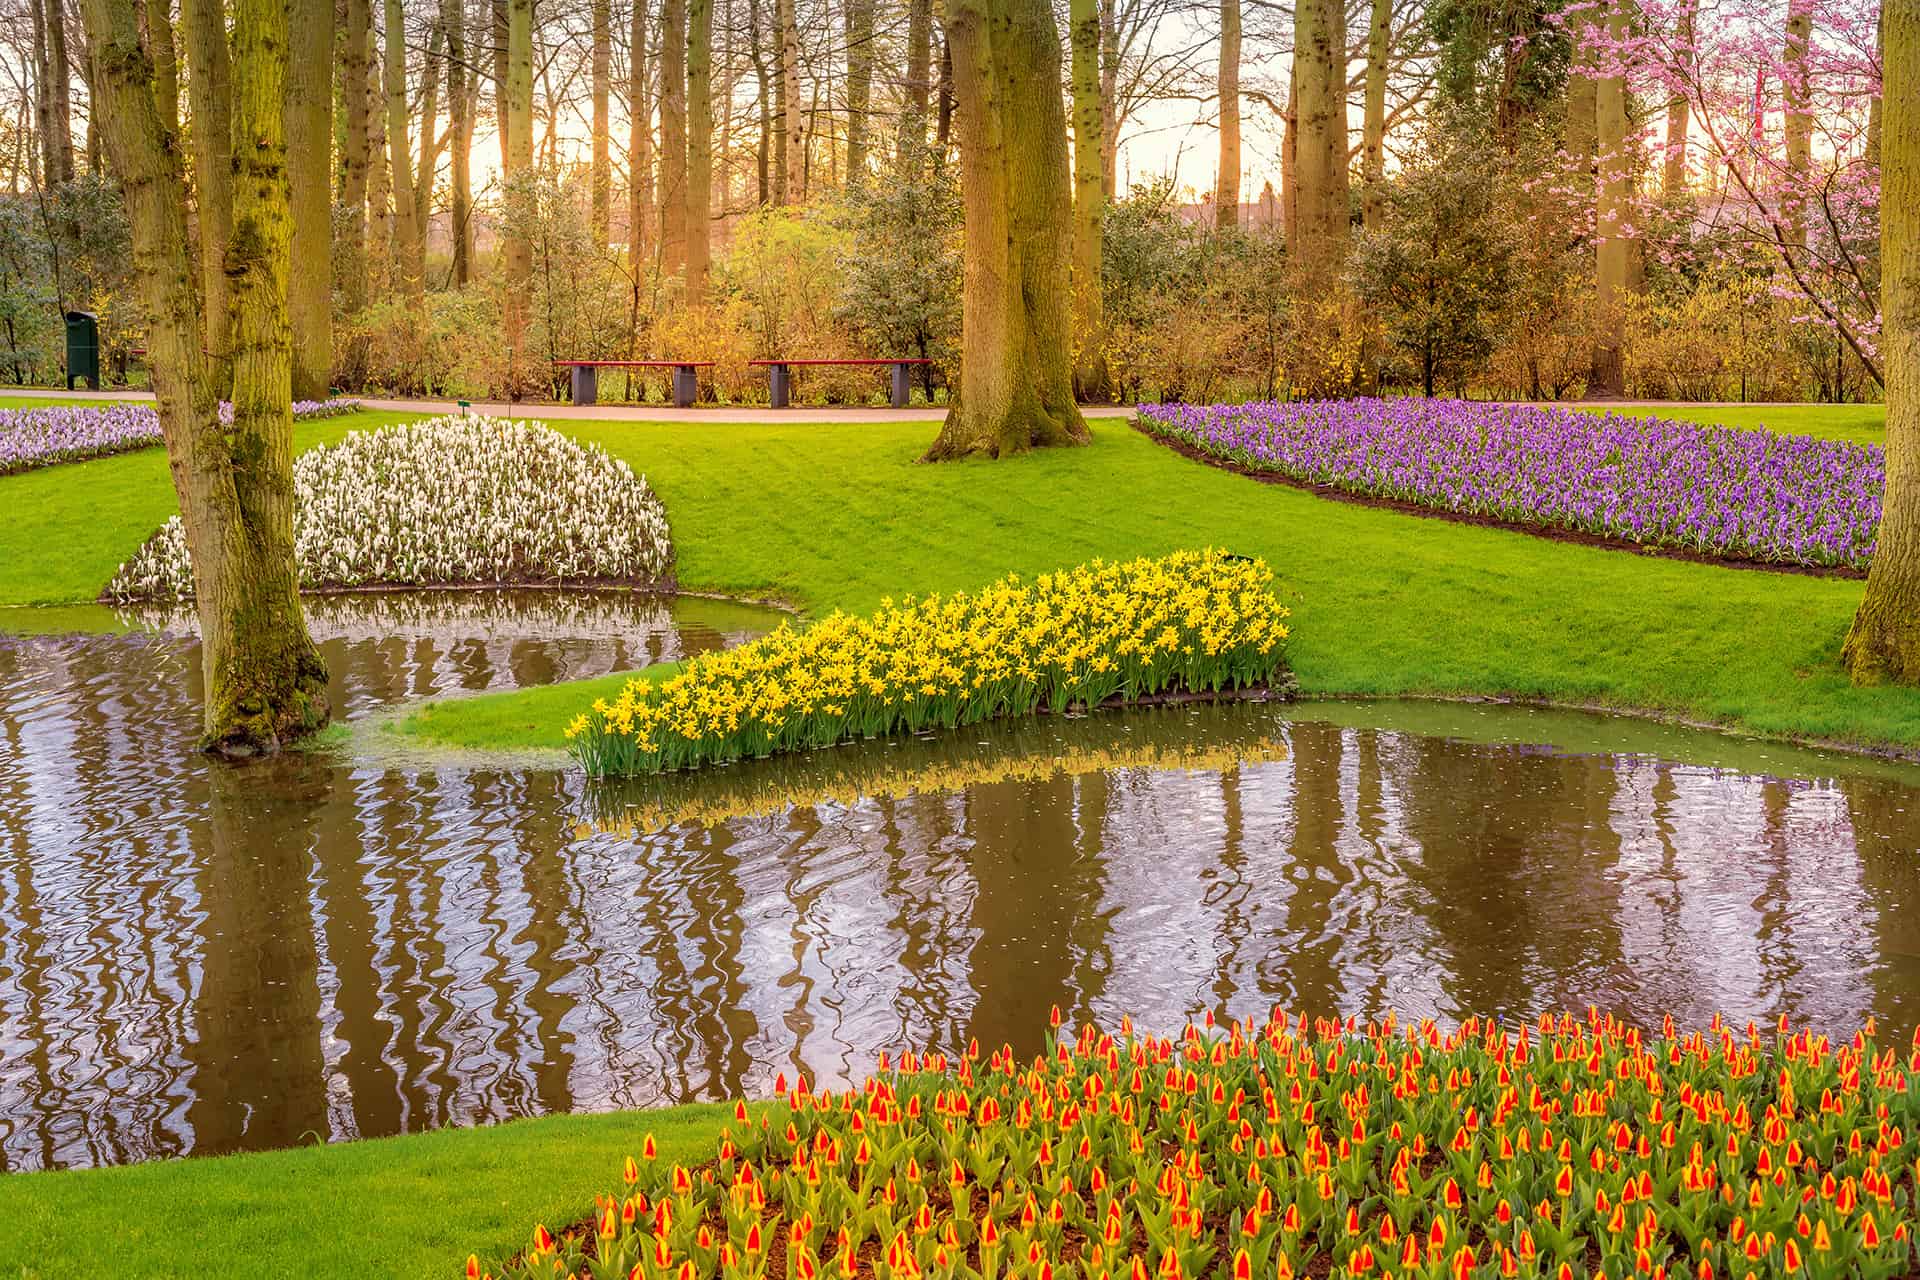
[0, 398, 358, 476]
[564, 550, 1292, 777]
[1138, 399, 1883, 570]
[472, 1010, 1920, 1280]
[104, 415, 673, 601]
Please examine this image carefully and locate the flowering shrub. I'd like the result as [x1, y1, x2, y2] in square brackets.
[104, 415, 672, 601]
[1139, 399, 1882, 570]
[0, 399, 358, 476]
[470, 1009, 1920, 1280]
[566, 550, 1292, 777]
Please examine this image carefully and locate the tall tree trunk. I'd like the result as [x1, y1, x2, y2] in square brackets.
[1841, 0, 1915, 682]
[1662, 0, 1693, 196]
[147, 0, 180, 129]
[180, 0, 232, 363]
[1282, 58, 1297, 255]
[1868, 4, 1884, 167]
[1589, 0, 1630, 397]
[925, 0, 1090, 460]
[288, 0, 334, 400]
[661, 0, 687, 268]
[843, 0, 873, 183]
[447, 0, 472, 284]
[1361, 0, 1388, 232]
[900, 0, 931, 158]
[1069, 0, 1106, 397]
[686, 0, 712, 301]
[1098, 0, 1117, 196]
[502, 0, 533, 380]
[748, 0, 770, 201]
[1565, 8, 1597, 166]
[1784, 0, 1813, 251]
[81, 0, 331, 754]
[383, 0, 420, 302]
[340, 0, 371, 311]
[411, 18, 441, 288]
[492, 0, 508, 170]
[1215, 0, 1240, 229]
[778, 0, 801, 200]
[631, 0, 655, 260]
[30, 0, 49, 187]
[1292, 0, 1345, 274]
[937, 34, 953, 144]
[44, 0, 74, 185]
[591, 0, 612, 243]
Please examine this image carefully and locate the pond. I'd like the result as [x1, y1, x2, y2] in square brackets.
[2, 595, 1919, 1171]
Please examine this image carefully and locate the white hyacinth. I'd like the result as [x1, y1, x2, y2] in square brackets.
[104, 416, 675, 602]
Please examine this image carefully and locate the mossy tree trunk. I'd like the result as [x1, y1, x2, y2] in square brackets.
[287, 0, 333, 400]
[1842, 0, 1917, 683]
[1291, 0, 1346, 276]
[339, 0, 370, 313]
[81, 0, 330, 755]
[924, 0, 1090, 461]
[180, 0, 232, 369]
[1069, 0, 1108, 400]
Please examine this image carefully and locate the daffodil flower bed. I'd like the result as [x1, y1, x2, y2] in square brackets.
[473, 1010, 1920, 1280]
[564, 550, 1292, 777]
[104, 416, 674, 601]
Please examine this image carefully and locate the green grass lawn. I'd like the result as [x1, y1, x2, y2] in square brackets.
[0, 1103, 731, 1280]
[1610, 401, 1886, 446]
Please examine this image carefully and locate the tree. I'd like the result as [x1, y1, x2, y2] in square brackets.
[287, 0, 333, 398]
[502, 0, 535, 373]
[687, 0, 713, 299]
[592, 0, 612, 244]
[843, 0, 875, 183]
[1840, 0, 1914, 682]
[1069, 0, 1108, 399]
[922, 0, 1089, 460]
[661, 0, 687, 268]
[778, 0, 801, 201]
[383, 0, 421, 302]
[81, 0, 331, 753]
[1361, 0, 1390, 230]
[340, 0, 371, 312]
[180, 0, 232, 367]
[1351, 128, 1513, 395]
[1215, 0, 1240, 229]
[1291, 0, 1348, 275]
[1587, 0, 1632, 397]
[447, 0, 474, 284]
[629, 0, 654, 268]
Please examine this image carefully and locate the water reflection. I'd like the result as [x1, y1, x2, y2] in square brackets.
[2, 601, 1920, 1170]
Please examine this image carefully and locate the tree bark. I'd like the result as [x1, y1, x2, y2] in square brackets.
[844, 0, 874, 183]
[900, 0, 931, 159]
[447, 0, 472, 284]
[147, 0, 180, 129]
[661, 0, 687, 267]
[1842, 0, 1916, 682]
[778, 0, 801, 201]
[1282, 58, 1296, 255]
[366, 21, 391, 295]
[42, 0, 75, 185]
[1361, 0, 1388, 232]
[591, 0, 612, 243]
[1070, 0, 1106, 398]
[1662, 0, 1693, 197]
[1215, 0, 1240, 229]
[502, 0, 533, 376]
[924, 0, 1089, 460]
[1784, 0, 1813, 251]
[80, 0, 331, 754]
[631, 0, 655, 260]
[383, 0, 421, 302]
[340, 0, 370, 311]
[1589, 0, 1630, 397]
[180, 0, 232, 363]
[686, 0, 712, 300]
[288, 0, 334, 400]
[1292, 0, 1345, 274]
[1565, 8, 1596, 167]
[937, 34, 953, 145]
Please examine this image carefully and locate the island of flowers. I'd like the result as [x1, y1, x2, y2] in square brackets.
[104, 415, 673, 601]
[1138, 398, 1883, 570]
[565, 550, 1292, 777]
[469, 1010, 1920, 1280]
[0, 398, 359, 476]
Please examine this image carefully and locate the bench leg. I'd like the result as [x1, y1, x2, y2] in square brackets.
[768, 363, 790, 409]
[571, 364, 598, 406]
[673, 364, 697, 408]
[890, 363, 910, 409]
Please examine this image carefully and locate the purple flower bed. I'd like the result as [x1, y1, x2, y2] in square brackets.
[0, 399, 360, 476]
[1139, 397, 1883, 569]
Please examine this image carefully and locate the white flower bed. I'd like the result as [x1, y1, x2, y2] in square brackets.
[105, 416, 674, 601]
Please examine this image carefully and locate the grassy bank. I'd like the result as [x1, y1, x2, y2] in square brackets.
[5, 399, 1918, 754]
[0, 1103, 730, 1279]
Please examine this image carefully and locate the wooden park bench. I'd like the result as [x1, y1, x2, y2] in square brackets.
[749, 357, 933, 409]
[555, 359, 716, 408]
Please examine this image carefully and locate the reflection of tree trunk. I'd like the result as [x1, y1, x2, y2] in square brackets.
[1280, 722, 1349, 1016]
[1839, 774, 1920, 1030]
[187, 763, 330, 1154]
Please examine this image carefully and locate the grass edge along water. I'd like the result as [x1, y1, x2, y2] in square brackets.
[565, 549, 1294, 777]
[470, 1008, 1920, 1280]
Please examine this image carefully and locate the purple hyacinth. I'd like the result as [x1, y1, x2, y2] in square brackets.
[1137, 398, 1883, 570]
[0, 399, 359, 476]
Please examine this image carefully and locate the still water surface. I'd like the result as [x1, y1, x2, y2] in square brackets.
[2, 592, 1919, 1171]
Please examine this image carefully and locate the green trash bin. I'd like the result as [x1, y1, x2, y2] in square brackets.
[64, 310, 99, 391]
